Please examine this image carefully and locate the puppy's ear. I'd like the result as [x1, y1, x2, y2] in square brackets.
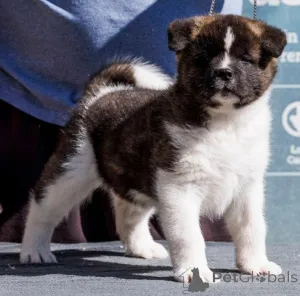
[168, 18, 196, 52]
[260, 24, 287, 58]
[168, 16, 216, 52]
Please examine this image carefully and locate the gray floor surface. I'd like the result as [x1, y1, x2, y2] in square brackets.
[0, 241, 299, 295]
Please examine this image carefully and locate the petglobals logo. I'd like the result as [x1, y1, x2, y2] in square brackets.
[180, 269, 299, 294]
[249, 0, 300, 5]
[213, 271, 299, 283]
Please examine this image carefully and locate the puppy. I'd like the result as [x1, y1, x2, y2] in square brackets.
[20, 14, 287, 283]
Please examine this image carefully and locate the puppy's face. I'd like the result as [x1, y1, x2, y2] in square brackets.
[168, 15, 287, 109]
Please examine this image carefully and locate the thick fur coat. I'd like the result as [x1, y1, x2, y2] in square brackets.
[21, 15, 287, 283]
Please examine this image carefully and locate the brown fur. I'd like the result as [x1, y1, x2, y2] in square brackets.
[35, 14, 287, 205]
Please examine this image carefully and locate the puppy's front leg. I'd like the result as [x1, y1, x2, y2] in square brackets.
[225, 177, 282, 276]
[157, 182, 215, 283]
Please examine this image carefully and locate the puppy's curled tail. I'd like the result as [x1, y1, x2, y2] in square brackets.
[86, 58, 173, 94]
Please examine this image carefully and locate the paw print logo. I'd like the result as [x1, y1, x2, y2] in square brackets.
[188, 268, 210, 292]
[256, 275, 266, 282]
[181, 268, 210, 293]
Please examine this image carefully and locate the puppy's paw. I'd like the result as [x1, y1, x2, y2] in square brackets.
[20, 248, 57, 264]
[174, 266, 219, 284]
[238, 260, 282, 276]
[126, 241, 168, 259]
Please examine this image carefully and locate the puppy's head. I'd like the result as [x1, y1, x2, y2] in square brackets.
[168, 14, 287, 109]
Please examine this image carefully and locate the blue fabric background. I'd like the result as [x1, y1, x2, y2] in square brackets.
[0, 0, 229, 125]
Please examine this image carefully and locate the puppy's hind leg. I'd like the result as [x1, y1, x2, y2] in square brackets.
[20, 130, 102, 263]
[113, 194, 168, 259]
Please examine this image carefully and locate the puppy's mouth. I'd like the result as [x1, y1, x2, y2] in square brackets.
[220, 87, 235, 96]
[209, 85, 242, 108]
[217, 86, 241, 100]
[211, 80, 238, 96]
[209, 79, 244, 104]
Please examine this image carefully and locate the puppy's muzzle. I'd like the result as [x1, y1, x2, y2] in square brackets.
[211, 67, 236, 92]
[213, 68, 233, 82]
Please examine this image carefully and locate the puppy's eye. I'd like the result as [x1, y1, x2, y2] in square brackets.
[241, 55, 255, 64]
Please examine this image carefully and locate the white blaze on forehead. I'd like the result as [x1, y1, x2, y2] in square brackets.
[220, 27, 235, 68]
[221, 52, 231, 68]
[224, 27, 235, 52]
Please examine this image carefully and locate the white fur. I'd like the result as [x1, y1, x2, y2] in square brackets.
[20, 54, 281, 281]
[220, 53, 231, 68]
[224, 27, 235, 52]
[20, 129, 102, 263]
[85, 60, 173, 108]
[155, 89, 281, 283]
[127, 189, 155, 206]
[20, 60, 172, 264]
[86, 84, 133, 108]
[210, 93, 240, 112]
[132, 61, 173, 90]
[112, 194, 168, 259]
[220, 27, 235, 68]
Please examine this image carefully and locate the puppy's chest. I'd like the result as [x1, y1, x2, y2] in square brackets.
[167, 122, 267, 184]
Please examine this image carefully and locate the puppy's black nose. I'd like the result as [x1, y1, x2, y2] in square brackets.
[214, 68, 233, 81]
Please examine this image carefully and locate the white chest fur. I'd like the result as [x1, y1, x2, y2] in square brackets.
[158, 93, 271, 218]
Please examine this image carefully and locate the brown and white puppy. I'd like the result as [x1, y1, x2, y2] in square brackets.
[20, 15, 287, 283]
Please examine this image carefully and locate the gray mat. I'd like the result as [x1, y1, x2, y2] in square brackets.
[0, 241, 299, 295]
